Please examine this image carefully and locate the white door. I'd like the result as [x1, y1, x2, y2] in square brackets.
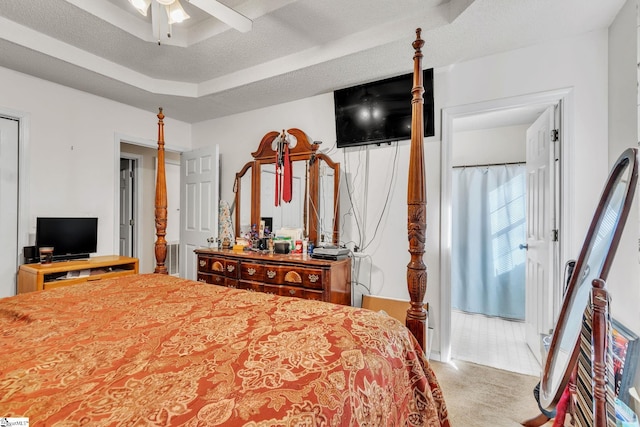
[524, 105, 558, 364]
[119, 159, 135, 257]
[180, 146, 219, 280]
[0, 116, 19, 297]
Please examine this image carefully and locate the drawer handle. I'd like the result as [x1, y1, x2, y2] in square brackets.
[215, 277, 223, 283]
[247, 267, 256, 276]
[288, 289, 296, 296]
[227, 265, 235, 273]
[267, 271, 276, 279]
[199, 260, 206, 267]
[284, 271, 302, 284]
[308, 274, 319, 283]
[198, 279, 206, 283]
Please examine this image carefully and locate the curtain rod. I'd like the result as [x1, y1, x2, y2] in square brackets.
[452, 161, 525, 169]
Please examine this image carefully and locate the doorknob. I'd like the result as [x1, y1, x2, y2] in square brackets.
[519, 243, 528, 250]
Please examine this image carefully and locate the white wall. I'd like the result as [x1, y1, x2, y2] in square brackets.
[609, 0, 640, 403]
[451, 124, 527, 166]
[192, 29, 617, 357]
[608, 0, 640, 335]
[0, 66, 191, 263]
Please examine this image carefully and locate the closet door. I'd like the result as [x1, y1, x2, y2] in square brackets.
[0, 116, 19, 297]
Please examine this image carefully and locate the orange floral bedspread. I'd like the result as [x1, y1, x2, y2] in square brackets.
[0, 274, 449, 426]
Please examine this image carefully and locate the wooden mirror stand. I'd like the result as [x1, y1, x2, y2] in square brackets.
[234, 128, 340, 247]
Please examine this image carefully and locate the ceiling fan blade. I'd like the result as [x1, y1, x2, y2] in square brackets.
[151, 1, 161, 42]
[189, 0, 252, 33]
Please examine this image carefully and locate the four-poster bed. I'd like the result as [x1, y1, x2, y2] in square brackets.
[151, 29, 431, 351]
[0, 30, 450, 425]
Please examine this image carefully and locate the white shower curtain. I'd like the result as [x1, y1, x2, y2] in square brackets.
[451, 164, 526, 320]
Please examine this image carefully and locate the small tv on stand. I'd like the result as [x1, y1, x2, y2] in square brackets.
[36, 217, 98, 261]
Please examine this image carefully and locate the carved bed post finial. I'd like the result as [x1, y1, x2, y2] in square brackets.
[406, 28, 428, 351]
[154, 107, 168, 274]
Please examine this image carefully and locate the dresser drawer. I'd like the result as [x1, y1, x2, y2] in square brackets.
[197, 272, 225, 286]
[197, 256, 210, 271]
[224, 260, 240, 278]
[198, 256, 224, 274]
[264, 265, 324, 290]
[263, 284, 280, 296]
[199, 255, 239, 279]
[238, 281, 264, 293]
[280, 285, 305, 299]
[303, 289, 324, 301]
[299, 267, 324, 290]
[264, 265, 284, 284]
[240, 262, 265, 282]
[225, 278, 239, 289]
[282, 269, 304, 287]
[263, 284, 305, 299]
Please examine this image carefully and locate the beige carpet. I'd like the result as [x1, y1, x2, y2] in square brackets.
[430, 359, 553, 427]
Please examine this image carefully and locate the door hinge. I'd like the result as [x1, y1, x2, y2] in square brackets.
[550, 129, 559, 142]
[552, 229, 559, 242]
[129, 219, 135, 226]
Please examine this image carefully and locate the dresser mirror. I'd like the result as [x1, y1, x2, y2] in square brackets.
[539, 147, 638, 410]
[235, 162, 253, 237]
[234, 128, 340, 246]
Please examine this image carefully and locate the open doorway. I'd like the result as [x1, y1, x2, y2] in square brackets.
[440, 89, 573, 375]
[119, 156, 138, 258]
[449, 114, 537, 375]
[118, 142, 181, 274]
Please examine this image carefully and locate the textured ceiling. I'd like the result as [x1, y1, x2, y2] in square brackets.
[0, 0, 627, 123]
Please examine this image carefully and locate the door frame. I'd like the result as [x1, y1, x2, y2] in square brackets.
[438, 88, 574, 363]
[119, 153, 142, 258]
[0, 108, 30, 276]
[113, 132, 184, 271]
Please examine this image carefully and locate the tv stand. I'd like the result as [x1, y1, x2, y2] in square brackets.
[53, 253, 90, 262]
[17, 255, 139, 294]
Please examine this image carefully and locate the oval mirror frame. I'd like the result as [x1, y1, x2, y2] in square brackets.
[539, 147, 638, 410]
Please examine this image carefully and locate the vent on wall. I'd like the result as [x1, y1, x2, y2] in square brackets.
[166, 242, 179, 276]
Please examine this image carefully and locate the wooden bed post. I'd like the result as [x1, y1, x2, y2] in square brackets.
[154, 107, 168, 274]
[406, 28, 428, 351]
[591, 278, 609, 426]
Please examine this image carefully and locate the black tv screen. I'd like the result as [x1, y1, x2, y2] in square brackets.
[36, 217, 98, 261]
[334, 69, 434, 148]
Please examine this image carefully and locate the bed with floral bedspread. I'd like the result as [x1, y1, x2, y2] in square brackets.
[0, 274, 449, 426]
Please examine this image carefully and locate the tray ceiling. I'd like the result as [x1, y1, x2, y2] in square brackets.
[0, 0, 626, 123]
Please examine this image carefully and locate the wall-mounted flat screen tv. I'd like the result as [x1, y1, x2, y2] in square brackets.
[334, 69, 434, 148]
[36, 217, 98, 261]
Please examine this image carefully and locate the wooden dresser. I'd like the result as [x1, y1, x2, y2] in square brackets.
[195, 248, 351, 305]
